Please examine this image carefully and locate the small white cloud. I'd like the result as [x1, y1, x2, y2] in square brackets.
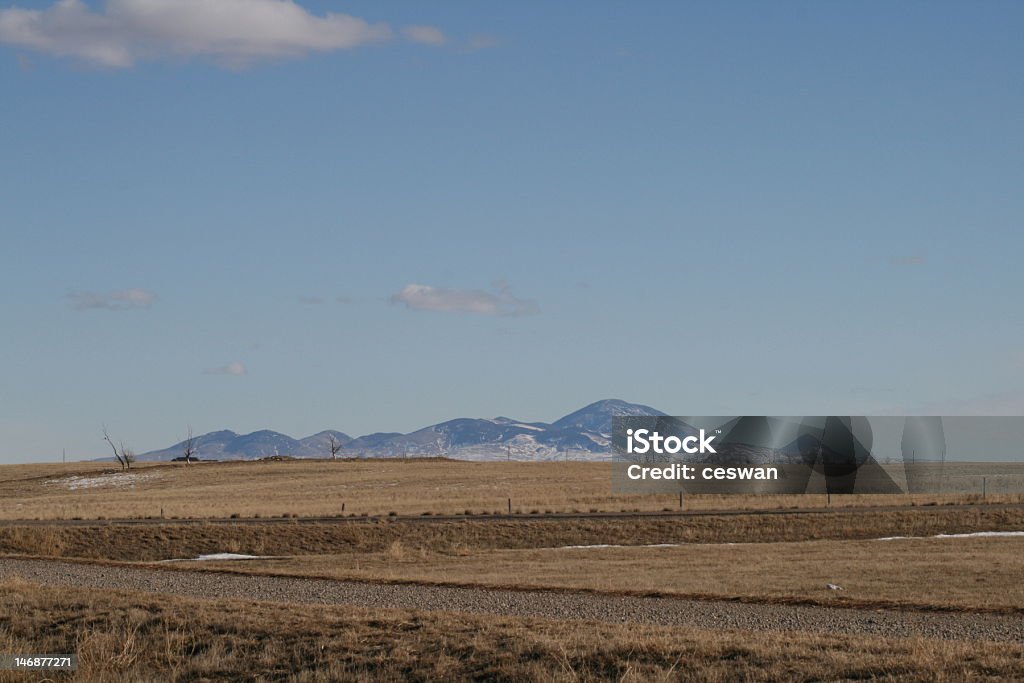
[299, 295, 324, 305]
[203, 361, 247, 376]
[0, 0, 399, 68]
[401, 24, 445, 46]
[68, 287, 157, 310]
[390, 283, 538, 316]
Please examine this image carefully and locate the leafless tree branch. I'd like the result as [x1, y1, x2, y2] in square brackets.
[102, 426, 128, 471]
[183, 426, 196, 464]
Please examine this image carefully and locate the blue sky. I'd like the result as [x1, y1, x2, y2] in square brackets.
[1, 1, 1022, 462]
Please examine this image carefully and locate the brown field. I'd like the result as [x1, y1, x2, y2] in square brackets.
[1, 459, 1021, 521]
[2, 506, 1023, 561]
[182, 535, 1024, 612]
[3, 460, 1024, 680]
[2, 579, 1023, 682]
[2, 505, 1023, 614]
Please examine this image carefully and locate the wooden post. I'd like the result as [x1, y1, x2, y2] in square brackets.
[508, 498, 512, 514]
[679, 491, 683, 509]
[983, 477, 987, 500]
[342, 502, 346, 512]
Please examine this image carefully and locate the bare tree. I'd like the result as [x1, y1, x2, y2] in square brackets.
[183, 426, 197, 464]
[328, 433, 342, 460]
[121, 445, 136, 470]
[102, 426, 131, 471]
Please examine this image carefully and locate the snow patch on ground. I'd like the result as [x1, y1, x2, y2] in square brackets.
[47, 472, 160, 491]
[559, 531, 1024, 550]
[162, 553, 275, 562]
[876, 531, 1024, 541]
[557, 542, 734, 550]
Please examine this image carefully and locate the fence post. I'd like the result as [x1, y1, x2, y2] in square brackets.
[508, 498, 512, 514]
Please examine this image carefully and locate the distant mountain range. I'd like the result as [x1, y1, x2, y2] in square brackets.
[138, 399, 667, 462]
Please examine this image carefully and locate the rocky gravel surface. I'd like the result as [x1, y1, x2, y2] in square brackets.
[2, 558, 1022, 643]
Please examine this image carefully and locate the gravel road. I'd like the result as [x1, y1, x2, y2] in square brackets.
[2, 558, 1022, 643]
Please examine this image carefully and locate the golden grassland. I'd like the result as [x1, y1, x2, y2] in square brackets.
[1, 459, 1021, 521]
[2, 579, 1023, 683]
[3, 461, 1024, 680]
[2, 506, 1023, 562]
[183, 535, 1024, 613]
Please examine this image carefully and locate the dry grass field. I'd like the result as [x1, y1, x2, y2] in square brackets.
[183, 535, 1024, 612]
[3, 460, 1024, 680]
[2, 506, 1023, 561]
[2, 578, 1023, 682]
[1, 459, 1021, 521]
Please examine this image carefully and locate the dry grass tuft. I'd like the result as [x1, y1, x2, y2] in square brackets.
[385, 540, 405, 562]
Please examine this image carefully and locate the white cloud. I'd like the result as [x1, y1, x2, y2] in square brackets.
[203, 361, 247, 376]
[298, 295, 324, 305]
[67, 287, 157, 310]
[401, 24, 445, 46]
[0, 0, 400, 67]
[390, 283, 538, 316]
